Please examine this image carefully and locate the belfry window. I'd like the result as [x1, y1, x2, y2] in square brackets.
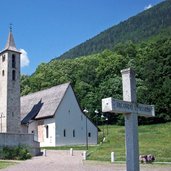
[12, 54, 16, 68]
[2, 55, 5, 62]
[2, 70, 5, 76]
[12, 70, 16, 80]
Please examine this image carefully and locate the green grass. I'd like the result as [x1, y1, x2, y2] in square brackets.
[43, 122, 171, 162]
[43, 146, 87, 150]
[139, 123, 171, 162]
[88, 122, 171, 162]
[0, 161, 16, 169]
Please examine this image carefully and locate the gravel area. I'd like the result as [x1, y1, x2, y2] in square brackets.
[1, 150, 171, 171]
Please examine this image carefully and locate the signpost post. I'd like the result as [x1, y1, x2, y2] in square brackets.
[102, 68, 155, 171]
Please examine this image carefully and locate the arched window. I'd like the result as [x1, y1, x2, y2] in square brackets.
[12, 54, 16, 68]
[46, 125, 49, 138]
[12, 70, 16, 80]
[64, 129, 66, 137]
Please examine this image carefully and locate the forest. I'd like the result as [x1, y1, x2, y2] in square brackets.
[58, 0, 171, 59]
[21, 32, 171, 125]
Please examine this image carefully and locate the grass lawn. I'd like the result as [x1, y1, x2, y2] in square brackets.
[43, 122, 171, 162]
[88, 122, 171, 162]
[0, 161, 16, 169]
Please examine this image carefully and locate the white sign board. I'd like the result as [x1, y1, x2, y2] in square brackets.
[102, 97, 155, 117]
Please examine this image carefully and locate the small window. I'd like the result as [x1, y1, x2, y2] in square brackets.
[12, 70, 16, 80]
[12, 112, 14, 117]
[12, 54, 16, 68]
[46, 125, 49, 138]
[81, 115, 83, 120]
[88, 132, 91, 137]
[73, 130, 75, 137]
[2, 70, 5, 76]
[31, 130, 34, 134]
[2, 55, 5, 62]
[64, 129, 66, 137]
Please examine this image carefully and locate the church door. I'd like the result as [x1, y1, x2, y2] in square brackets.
[38, 120, 44, 142]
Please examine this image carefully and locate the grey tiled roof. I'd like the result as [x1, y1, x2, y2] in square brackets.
[21, 82, 70, 123]
[5, 31, 18, 51]
[21, 100, 43, 124]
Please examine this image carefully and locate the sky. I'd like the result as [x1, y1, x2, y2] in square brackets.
[0, 0, 164, 75]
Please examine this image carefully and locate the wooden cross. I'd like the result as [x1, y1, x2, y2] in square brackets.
[10, 23, 13, 32]
[102, 68, 155, 171]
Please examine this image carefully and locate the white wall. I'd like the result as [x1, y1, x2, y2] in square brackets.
[55, 85, 98, 146]
[40, 118, 56, 147]
[27, 118, 56, 147]
[28, 121, 38, 141]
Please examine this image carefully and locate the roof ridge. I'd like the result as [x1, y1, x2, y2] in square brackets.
[21, 82, 70, 98]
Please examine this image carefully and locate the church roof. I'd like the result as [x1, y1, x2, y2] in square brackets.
[4, 31, 18, 51]
[21, 82, 70, 123]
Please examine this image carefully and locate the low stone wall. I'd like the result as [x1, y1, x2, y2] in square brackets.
[0, 133, 40, 156]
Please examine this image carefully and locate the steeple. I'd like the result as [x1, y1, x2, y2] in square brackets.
[4, 25, 17, 51]
[0, 26, 21, 133]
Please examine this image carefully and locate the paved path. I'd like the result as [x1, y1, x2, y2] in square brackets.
[1, 150, 171, 171]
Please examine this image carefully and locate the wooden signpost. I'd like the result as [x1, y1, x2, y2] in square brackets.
[102, 68, 155, 171]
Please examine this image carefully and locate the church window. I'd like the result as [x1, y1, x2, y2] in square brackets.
[88, 132, 91, 137]
[12, 70, 16, 80]
[64, 129, 66, 137]
[46, 125, 49, 138]
[73, 130, 75, 137]
[12, 54, 16, 68]
[2, 55, 5, 62]
[2, 70, 5, 76]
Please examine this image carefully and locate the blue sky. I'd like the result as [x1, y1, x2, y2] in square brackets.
[0, 0, 164, 75]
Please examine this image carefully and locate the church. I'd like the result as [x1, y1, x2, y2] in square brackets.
[0, 29, 98, 148]
[21, 83, 98, 147]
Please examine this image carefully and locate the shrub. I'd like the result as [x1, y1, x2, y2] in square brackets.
[1, 145, 32, 160]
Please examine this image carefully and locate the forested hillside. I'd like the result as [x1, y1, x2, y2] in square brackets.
[58, 0, 171, 59]
[21, 33, 171, 125]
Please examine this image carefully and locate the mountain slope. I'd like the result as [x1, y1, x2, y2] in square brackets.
[21, 33, 171, 124]
[58, 0, 171, 59]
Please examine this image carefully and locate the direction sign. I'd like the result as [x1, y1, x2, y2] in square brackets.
[102, 97, 155, 117]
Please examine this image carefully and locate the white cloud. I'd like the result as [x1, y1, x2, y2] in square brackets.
[144, 4, 152, 10]
[19, 49, 30, 67]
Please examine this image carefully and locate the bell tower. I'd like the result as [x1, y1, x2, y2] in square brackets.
[0, 27, 21, 133]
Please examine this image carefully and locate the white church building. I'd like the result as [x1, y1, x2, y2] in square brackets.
[0, 29, 98, 148]
[21, 83, 98, 147]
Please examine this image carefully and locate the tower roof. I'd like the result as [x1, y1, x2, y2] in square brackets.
[4, 30, 17, 51]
